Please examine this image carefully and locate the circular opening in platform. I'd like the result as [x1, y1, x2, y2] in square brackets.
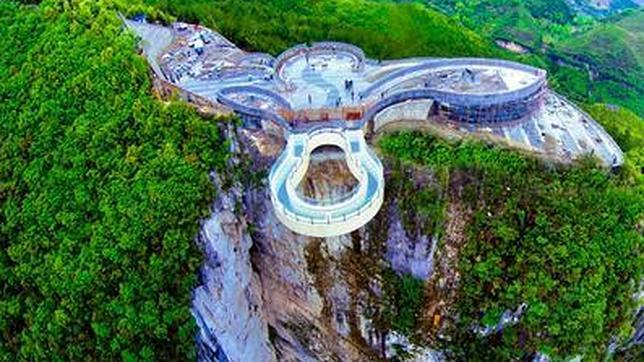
[296, 145, 359, 205]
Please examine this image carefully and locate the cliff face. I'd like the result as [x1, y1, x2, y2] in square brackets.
[191, 129, 445, 361]
[189, 122, 644, 361]
[191, 173, 275, 362]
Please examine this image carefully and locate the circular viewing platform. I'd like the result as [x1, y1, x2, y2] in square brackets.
[268, 128, 384, 237]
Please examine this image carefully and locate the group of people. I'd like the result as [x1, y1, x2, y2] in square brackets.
[344, 79, 356, 102]
[303, 77, 358, 108]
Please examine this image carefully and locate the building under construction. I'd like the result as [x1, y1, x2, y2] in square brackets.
[124, 17, 623, 167]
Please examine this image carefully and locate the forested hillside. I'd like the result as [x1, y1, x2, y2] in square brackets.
[144, 0, 496, 59]
[420, 0, 644, 116]
[422, 0, 577, 47]
[553, 10, 644, 115]
[378, 128, 642, 360]
[0, 0, 641, 361]
[0, 1, 230, 359]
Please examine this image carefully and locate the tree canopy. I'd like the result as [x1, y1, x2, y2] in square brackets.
[379, 131, 642, 360]
[144, 0, 496, 59]
[0, 1, 230, 359]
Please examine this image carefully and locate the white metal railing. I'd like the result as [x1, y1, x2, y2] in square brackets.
[268, 128, 384, 234]
[359, 57, 547, 99]
[272, 185, 384, 226]
[283, 128, 369, 213]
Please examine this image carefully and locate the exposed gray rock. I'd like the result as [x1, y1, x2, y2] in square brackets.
[244, 184, 366, 360]
[472, 303, 528, 336]
[385, 331, 444, 361]
[192, 175, 276, 362]
[385, 201, 438, 280]
[191, 132, 445, 361]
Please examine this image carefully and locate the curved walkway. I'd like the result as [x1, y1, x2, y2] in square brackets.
[127, 18, 625, 237]
[357, 58, 546, 100]
[268, 128, 384, 237]
[217, 85, 292, 128]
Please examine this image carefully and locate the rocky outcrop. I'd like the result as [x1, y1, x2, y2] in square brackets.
[385, 203, 438, 280]
[192, 174, 276, 362]
[192, 128, 445, 361]
[245, 155, 378, 361]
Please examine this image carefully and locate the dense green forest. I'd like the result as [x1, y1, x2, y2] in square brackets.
[0, 0, 230, 359]
[143, 0, 497, 59]
[378, 129, 643, 360]
[1, 0, 641, 360]
[553, 10, 644, 116]
[422, 0, 579, 47]
[374, 95, 643, 360]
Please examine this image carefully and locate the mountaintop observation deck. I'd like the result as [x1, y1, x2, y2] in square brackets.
[125, 17, 624, 237]
[124, 18, 548, 128]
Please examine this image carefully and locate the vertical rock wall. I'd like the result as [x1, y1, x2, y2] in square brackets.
[191, 129, 444, 361]
[192, 174, 276, 362]
[244, 155, 380, 361]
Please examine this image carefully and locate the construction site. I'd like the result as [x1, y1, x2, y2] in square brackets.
[124, 17, 624, 237]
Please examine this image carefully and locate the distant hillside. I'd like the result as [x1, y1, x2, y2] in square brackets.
[421, 0, 641, 48]
[567, 0, 641, 17]
[556, 10, 643, 79]
[554, 10, 644, 115]
[422, 0, 587, 48]
[614, 9, 644, 68]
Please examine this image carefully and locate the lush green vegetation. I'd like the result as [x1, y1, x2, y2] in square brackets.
[420, 1, 644, 116]
[382, 268, 426, 337]
[587, 104, 644, 180]
[554, 10, 644, 116]
[0, 1, 231, 359]
[601, 107, 644, 150]
[144, 0, 496, 59]
[556, 16, 641, 84]
[379, 131, 642, 360]
[386, 159, 445, 238]
[422, 0, 584, 48]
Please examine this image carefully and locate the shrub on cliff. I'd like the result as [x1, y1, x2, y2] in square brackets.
[380, 131, 642, 360]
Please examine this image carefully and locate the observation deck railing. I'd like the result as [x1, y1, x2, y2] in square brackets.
[275, 41, 367, 79]
[360, 81, 547, 127]
[268, 128, 384, 234]
[217, 85, 293, 128]
[359, 58, 547, 102]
